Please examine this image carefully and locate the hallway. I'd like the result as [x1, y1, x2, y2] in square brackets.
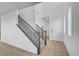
[40, 40, 69, 56]
[0, 39, 69, 56]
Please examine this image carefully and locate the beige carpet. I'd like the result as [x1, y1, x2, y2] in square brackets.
[0, 40, 69, 56]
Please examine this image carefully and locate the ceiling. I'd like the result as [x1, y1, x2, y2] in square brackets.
[0, 2, 70, 18]
[0, 2, 40, 16]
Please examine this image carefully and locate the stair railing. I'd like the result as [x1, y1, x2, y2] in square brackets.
[17, 15, 41, 54]
[36, 24, 47, 45]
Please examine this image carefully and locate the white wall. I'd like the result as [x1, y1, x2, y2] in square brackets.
[0, 17, 1, 39]
[19, 6, 36, 29]
[35, 3, 43, 27]
[1, 11, 37, 54]
[50, 18, 64, 42]
[70, 3, 79, 55]
[64, 3, 79, 56]
[35, 3, 64, 42]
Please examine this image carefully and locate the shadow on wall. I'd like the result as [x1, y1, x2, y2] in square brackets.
[64, 34, 79, 56]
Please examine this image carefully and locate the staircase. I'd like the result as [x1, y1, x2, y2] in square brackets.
[17, 15, 47, 54]
[36, 24, 47, 47]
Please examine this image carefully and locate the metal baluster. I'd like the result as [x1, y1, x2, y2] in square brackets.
[17, 15, 42, 54]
